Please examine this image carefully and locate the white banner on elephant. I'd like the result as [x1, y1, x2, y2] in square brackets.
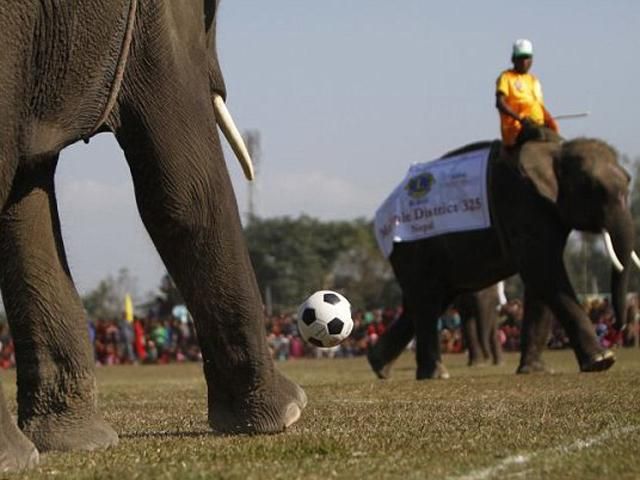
[375, 147, 491, 257]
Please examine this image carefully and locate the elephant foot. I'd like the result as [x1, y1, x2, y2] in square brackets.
[580, 350, 615, 372]
[0, 420, 39, 472]
[208, 370, 307, 435]
[516, 360, 554, 374]
[367, 347, 392, 379]
[417, 362, 450, 380]
[21, 414, 118, 452]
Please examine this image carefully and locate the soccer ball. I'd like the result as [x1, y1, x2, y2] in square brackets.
[297, 290, 354, 348]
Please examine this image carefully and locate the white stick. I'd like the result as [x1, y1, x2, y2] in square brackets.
[555, 111, 590, 120]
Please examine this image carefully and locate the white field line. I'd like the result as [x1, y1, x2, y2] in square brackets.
[448, 425, 640, 480]
[332, 399, 417, 405]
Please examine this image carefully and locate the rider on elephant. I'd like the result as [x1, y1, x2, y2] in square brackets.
[495, 38, 560, 147]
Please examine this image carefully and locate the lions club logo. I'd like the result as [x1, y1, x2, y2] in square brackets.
[405, 172, 435, 199]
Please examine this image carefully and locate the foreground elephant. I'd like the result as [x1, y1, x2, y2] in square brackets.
[0, 0, 306, 470]
[368, 134, 635, 380]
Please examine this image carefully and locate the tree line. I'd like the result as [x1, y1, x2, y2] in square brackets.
[74, 156, 640, 318]
[241, 154, 640, 312]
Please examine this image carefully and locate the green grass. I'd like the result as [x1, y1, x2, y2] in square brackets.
[2, 349, 640, 479]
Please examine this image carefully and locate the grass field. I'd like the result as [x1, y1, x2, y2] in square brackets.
[2, 348, 640, 479]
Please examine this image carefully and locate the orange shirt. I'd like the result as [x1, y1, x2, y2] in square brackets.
[496, 69, 545, 145]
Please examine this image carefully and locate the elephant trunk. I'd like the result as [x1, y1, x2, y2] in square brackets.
[604, 207, 634, 331]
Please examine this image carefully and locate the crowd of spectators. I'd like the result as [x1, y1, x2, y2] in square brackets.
[265, 307, 395, 360]
[89, 316, 202, 366]
[0, 294, 638, 369]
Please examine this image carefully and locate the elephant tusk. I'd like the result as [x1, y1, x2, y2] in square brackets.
[212, 94, 255, 181]
[632, 251, 640, 270]
[602, 230, 624, 273]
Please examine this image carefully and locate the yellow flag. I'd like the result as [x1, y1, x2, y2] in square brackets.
[124, 294, 134, 323]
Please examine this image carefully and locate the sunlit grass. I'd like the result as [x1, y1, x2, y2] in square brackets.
[1, 348, 639, 479]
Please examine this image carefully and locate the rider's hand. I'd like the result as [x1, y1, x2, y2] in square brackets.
[519, 116, 535, 127]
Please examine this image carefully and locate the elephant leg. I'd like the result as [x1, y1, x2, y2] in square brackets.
[478, 317, 493, 362]
[0, 158, 117, 452]
[519, 238, 609, 372]
[367, 312, 414, 379]
[476, 290, 502, 365]
[0, 378, 39, 471]
[462, 314, 485, 366]
[549, 289, 615, 372]
[409, 293, 451, 380]
[488, 320, 503, 365]
[517, 294, 554, 373]
[0, 157, 38, 469]
[115, 83, 304, 435]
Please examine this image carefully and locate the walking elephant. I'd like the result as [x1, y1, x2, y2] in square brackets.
[0, 0, 306, 470]
[368, 133, 635, 380]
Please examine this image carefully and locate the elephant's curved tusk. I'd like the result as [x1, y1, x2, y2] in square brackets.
[632, 251, 640, 270]
[602, 230, 624, 273]
[213, 94, 255, 181]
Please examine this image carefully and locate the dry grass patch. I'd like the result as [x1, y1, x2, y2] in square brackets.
[1, 349, 639, 479]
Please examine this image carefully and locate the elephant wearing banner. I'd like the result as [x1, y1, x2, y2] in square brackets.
[369, 134, 636, 380]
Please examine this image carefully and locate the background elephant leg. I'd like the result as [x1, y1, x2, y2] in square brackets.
[476, 289, 502, 365]
[477, 314, 493, 362]
[517, 293, 553, 373]
[488, 320, 503, 365]
[115, 85, 304, 434]
[409, 293, 451, 380]
[462, 314, 484, 366]
[549, 289, 612, 370]
[0, 379, 39, 471]
[0, 159, 117, 452]
[367, 310, 414, 379]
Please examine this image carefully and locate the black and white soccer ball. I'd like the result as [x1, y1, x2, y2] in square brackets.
[297, 290, 354, 348]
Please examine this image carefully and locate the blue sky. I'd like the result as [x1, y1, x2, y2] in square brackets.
[55, 1, 640, 297]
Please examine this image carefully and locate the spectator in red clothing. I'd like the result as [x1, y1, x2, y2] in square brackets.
[133, 318, 147, 362]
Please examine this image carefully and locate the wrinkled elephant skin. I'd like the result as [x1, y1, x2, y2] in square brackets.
[0, 1, 305, 470]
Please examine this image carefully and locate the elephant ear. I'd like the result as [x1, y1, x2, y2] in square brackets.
[518, 141, 562, 203]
